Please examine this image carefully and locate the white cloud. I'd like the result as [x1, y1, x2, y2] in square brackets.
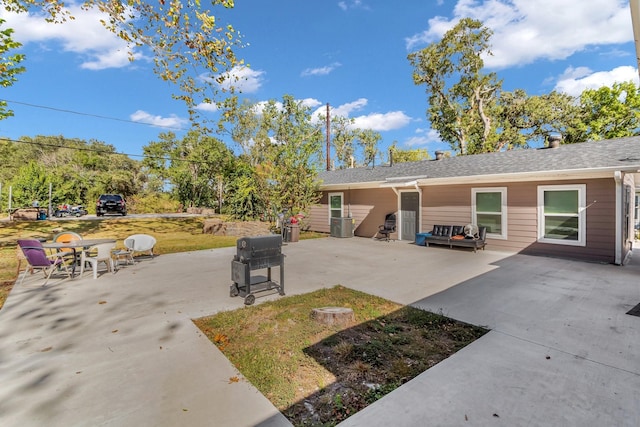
[554, 65, 640, 97]
[81, 49, 131, 70]
[195, 102, 219, 112]
[404, 128, 442, 147]
[330, 98, 368, 117]
[352, 111, 411, 132]
[301, 62, 342, 77]
[406, 0, 632, 69]
[337, 0, 369, 11]
[129, 110, 188, 129]
[215, 66, 265, 93]
[300, 98, 323, 109]
[1, 6, 136, 70]
[310, 98, 412, 132]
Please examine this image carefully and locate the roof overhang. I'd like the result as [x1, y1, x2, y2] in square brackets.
[380, 180, 418, 188]
[318, 167, 640, 191]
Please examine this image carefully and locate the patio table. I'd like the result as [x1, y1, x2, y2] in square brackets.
[43, 238, 117, 277]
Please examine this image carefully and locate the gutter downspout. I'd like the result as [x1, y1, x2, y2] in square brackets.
[615, 171, 623, 265]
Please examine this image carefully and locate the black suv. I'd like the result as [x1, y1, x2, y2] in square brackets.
[96, 194, 127, 216]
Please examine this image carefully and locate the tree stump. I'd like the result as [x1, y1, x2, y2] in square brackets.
[311, 307, 355, 327]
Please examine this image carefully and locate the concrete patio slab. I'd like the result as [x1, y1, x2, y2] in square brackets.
[0, 237, 639, 426]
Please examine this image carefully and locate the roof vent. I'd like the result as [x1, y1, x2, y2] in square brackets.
[548, 135, 562, 149]
[435, 150, 445, 160]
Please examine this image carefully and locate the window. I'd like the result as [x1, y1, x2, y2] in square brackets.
[537, 185, 586, 246]
[328, 192, 343, 224]
[472, 188, 507, 239]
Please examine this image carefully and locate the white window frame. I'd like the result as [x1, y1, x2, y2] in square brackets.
[472, 187, 507, 239]
[537, 184, 586, 247]
[328, 192, 344, 225]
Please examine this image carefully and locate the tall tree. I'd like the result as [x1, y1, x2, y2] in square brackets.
[223, 157, 264, 221]
[355, 128, 382, 166]
[408, 18, 502, 155]
[254, 95, 324, 216]
[142, 130, 234, 209]
[573, 81, 640, 142]
[217, 96, 261, 161]
[218, 95, 324, 218]
[329, 115, 357, 169]
[490, 90, 580, 150]
[10, 161, 51, 206]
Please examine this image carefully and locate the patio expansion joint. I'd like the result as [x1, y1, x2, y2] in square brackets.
[490, 328, 640, 378]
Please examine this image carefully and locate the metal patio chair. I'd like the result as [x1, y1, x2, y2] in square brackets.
[17, 239, 72, 286]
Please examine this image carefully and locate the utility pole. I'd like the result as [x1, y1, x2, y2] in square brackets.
[631, 1, 640, 81]
[326, 103, 331, 171]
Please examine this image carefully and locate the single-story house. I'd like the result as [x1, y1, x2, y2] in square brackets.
[309, 137, 640, 265]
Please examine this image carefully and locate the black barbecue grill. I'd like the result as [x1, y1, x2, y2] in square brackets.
[230, 235, 285, 305]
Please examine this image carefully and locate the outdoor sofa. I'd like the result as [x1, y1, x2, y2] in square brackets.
[419, 225, 487, 253]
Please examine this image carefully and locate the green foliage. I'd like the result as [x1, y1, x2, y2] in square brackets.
[10, 161, 50, 206]
[408, 18, 616, 153]
[355, 128, 382, 167]
[219, 95, 323, 218]
[409, 19, 596, 154]
[126, 193, 181, 214]
[259, 95, 324, 215]
[0, 136, 143, 211]
[329, 115, 357, 168]
[223, 160, 265, 220]
[142, 131, 235, 209]
[217, 96, 261, 158]
[388, 142, 430, 162]
[0, 19, 25, 120]
[485, 89, 580, 151]
[3, 0, 243, 127]
[572, 81, 640, 141]
[322, 114, 384, 168]
[409, 18, 502, 154]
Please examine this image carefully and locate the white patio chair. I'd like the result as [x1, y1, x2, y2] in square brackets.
[80, 242, 116, 279]
[112, 237, 135, 268]
[124, 234, 156, 259]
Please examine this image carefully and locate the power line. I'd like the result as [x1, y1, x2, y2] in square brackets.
[0, 136, 217, 165]
[0, 98, 189, 132]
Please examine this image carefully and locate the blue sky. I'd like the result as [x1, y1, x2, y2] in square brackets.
[0, 0, 638, 164]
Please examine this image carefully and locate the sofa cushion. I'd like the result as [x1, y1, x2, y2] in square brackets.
[451, 225, 465, 236]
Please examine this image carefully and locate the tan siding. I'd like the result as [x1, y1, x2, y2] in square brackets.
[309, 188, 398, 239]
[419, 179, 617, 263]
[422, 185, 472, 231]
[517, 179, 616, 263]
[308, 204, 329, 233]
[350, 188, 397, 238]
[314, 177, 619, 263]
